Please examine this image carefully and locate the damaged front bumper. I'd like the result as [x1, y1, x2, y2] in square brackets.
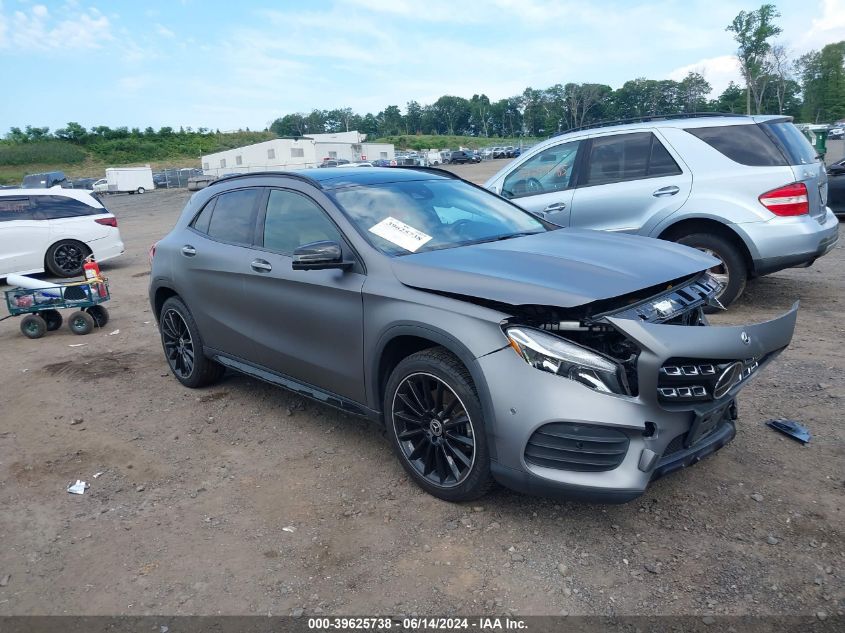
[481, 303, 798, 503]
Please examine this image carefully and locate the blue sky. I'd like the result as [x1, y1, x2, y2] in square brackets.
[1, 0, 844, 132]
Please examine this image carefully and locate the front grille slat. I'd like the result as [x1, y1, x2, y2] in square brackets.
[525, 422, 629, 472]
[658, 357, 763, 403]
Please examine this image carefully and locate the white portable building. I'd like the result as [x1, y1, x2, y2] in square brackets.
[201, 138, 318, 177]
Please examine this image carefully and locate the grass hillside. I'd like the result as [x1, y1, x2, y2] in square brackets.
[0, 130, 275, 184]
[0, 131, 542, 184]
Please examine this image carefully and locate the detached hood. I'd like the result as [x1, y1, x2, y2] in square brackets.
[390, 229, 718, 308]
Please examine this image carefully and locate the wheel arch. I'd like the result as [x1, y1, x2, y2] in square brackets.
[656, 216, 756, 276]
[371, 325, 499, 460]
[152, 285, 179, 322]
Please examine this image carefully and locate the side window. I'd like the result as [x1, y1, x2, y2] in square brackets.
[262, 189, 342, 256]
[0, 197, 33, 221]
[191, 198, 216, 234]
[583, 132, 651, 186]
[205, 188, 261, 245]
[33, 196, 101, 219]
[648, 137, 683, 177]
[502, 140, 582, 198]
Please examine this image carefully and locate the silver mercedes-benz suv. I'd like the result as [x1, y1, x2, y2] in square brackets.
[485, 114, 840, 307]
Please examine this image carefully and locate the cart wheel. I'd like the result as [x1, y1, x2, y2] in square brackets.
[68, 311, 95, 335]
[85, 305, 109, 328]
[21, 314, 48, 339]
[42, 309, 63, 331]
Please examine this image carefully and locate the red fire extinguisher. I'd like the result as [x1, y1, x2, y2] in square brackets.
[83, 256, 101, 280]
[83, 256, 107, 298]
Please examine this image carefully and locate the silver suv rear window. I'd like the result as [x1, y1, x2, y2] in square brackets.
[685, 124, 787, 167]
[762, 122, 818, 165]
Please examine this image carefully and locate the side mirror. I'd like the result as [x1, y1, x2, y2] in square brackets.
[292, 241, 353, 271]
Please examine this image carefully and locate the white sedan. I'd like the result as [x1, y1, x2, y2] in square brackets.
[93, 178, 108, 193]
[0, 189, 125, 278]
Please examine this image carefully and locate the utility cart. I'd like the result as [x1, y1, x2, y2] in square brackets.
[5, 278, 111, 339]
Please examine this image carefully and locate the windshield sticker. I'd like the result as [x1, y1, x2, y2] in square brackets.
[369, 217, 432, 252]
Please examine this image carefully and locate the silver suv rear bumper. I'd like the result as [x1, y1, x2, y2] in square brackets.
[742, 208, 839, 276]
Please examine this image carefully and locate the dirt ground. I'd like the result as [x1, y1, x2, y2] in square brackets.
[0, 161, 842, 618]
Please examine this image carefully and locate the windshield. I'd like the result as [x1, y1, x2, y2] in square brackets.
[330, 179, 548, 256]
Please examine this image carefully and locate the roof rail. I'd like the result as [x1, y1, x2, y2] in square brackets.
[208, 170, 322, 189]
[556, 112, 748, 136]
[390, 165, 460, 179]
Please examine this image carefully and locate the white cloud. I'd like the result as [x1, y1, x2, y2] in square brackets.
[0, 2, 112, 51]
[798, 0, 845, 50]
[154, 23, 174, 38]
[668, 55, 743, 98]
[117, 74, 153, 93]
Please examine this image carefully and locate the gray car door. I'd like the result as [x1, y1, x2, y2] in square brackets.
[569, 131, 691, 233]
[240, 186, 367, 403]
[498, 139, 584, 226]
[174, 187, 263, 358]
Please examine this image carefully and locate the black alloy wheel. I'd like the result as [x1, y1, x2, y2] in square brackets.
[161, 308, 195, 380]
[47, 240, 90, 277]
[391, 372, 476, 488]
[158, 297, 225, 388]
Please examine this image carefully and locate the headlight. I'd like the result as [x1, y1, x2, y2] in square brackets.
[505, 327, 627, 395]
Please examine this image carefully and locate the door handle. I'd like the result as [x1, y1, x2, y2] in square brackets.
[251, 259, 272, 272]
[181, 245, 196, 256]
[544, 201, 567, 212]
[653, 185, 680, 197]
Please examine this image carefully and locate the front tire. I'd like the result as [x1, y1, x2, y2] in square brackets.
[675, 233, 747, 309]
[384, 347, 493, 502]
[21, 314, 47, 339]
[159, 296, 225, 388]
[137, 187, 145, 194]
[68, 310, 94, 335]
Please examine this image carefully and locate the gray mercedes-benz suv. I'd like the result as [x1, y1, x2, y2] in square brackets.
[485, 114, 839, 307]
[150, 168, 797, 502]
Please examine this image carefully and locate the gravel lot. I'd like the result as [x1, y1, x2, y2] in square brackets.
[0, 161, 842, 618]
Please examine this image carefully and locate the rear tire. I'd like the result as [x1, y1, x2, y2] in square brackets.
[68, 311, 95, 335]
[384, 347, 493, 502]
[85, 305, 109, 328]
[159, 296, 225, 388]
[675, 233, 747, 309]
[46, 240, 91, 277]
[21, 314, 47, 339]
[42, 309, 63, 331]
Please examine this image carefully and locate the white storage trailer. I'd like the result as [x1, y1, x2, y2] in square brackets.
[106, 166, 154, 194]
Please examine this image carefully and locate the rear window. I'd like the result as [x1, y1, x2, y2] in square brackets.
[763, 122, 818, 165]
[685, 124, 787, 167]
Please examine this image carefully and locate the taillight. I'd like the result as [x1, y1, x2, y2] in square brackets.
[149, 242, 157, 265]
[95, 217, 118, 227]
[759, 182, 809, 216]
